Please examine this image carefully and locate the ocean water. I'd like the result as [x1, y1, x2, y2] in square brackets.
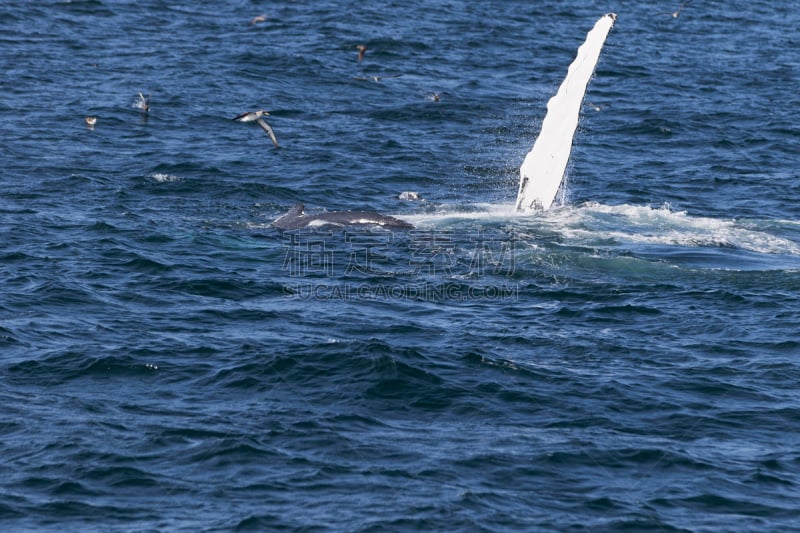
[2, 0, 800, 530]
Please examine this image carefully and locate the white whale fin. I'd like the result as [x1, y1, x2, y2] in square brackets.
[515, 13, 616, 212]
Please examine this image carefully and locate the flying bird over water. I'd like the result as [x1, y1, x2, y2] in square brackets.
[249, 14, 267, 25]
[233, 110, 280, 148]
[659, 0, 692, 18]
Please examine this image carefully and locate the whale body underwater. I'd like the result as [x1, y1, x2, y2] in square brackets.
[271, 13, 616, 230]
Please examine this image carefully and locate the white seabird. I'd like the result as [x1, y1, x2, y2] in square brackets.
[233, 110, 279, 148]
[134, 92, 150, 112]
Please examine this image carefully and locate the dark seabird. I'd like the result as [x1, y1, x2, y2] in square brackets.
[233, 110, 279, 148]
[356, 44, 367, 61]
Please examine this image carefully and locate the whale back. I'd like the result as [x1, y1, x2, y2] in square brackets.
[271, 203, 307, 229]
[271, 203, 413, 230]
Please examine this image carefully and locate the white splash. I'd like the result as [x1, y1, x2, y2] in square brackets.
[148, 173, 183, 183]
[548, 203, 800, 257]
[407, 202, 800, 258]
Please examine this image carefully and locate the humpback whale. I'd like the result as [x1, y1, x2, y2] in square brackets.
[515, 13, 616, 212]
[272, 203, 414, 230]
[271, 14, 614, 229]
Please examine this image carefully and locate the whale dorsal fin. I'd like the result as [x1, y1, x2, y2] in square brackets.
[288, 203, 305, 216]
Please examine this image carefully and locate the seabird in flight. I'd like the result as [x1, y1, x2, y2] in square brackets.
[659, 0, 692, 18]
[249, 14, 267, 25]
[233, 110, 280, 148]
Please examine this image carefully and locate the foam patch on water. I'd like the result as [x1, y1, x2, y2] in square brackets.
[403, 203, 517, 226]
[148, 173, 183, 183]
[406, 202, 800, 257]
[560, 203, 800, 256]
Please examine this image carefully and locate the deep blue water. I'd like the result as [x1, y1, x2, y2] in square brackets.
[2, 0, 800, 530]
